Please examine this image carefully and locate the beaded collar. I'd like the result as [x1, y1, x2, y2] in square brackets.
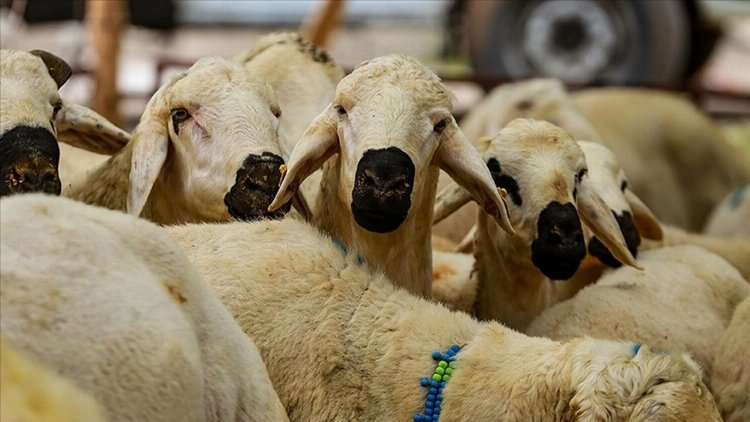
[414, 345, 461, 422]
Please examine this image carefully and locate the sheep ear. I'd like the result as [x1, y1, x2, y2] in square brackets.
[268, 104, 339, 212]
[625, 189, 663, 240]
[577, 178, 642, 269]
[433, 122, 514, 234]
[56, 102, 130, 155]
[127, 119, 169, 216]
[29, 49, 71, 88]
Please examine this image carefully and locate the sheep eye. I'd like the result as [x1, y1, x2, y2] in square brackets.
[620, 180, 628, 192]
[272, 108, 281, 118]
[575, 168, 588, 182]
[52, 102, 62, 119]
[434, 118, 448, 134]
[335, 105, 347, 116]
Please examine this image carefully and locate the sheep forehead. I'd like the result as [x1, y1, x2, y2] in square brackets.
[0, 50, 59, 131]
[165, 59, 277, 115]
[338, 55, 452, 111]
[489, 119, 583, 171]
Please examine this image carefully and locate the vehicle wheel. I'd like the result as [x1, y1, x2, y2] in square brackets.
[466, 0, 691, 85]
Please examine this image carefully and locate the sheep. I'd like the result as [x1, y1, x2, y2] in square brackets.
[63, 56, 309, 224]
[703, 183, 750, 239]
[268, 54, 514, 298]
[431, 139, 665, 311]
[232, 32, 345, 205]
[711, 296, 750, 422]
[433, 119, 638, 330]
[527, 245, 749, 378]
[434, 79, 750, 239]
[166, 217, 720, 421]
[1, 335, 107, 422]
[0, 49, 128, 197]
[0, 194, 288, 422]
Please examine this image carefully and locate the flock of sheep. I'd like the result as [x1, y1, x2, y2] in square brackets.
[1, 32, 749, 421]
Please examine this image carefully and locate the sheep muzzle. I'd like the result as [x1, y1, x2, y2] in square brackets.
[531, 201, 586, 280]
[351, 147, 415, 233]
[224, 152, 290, 221]
[0, 126, 61, 197]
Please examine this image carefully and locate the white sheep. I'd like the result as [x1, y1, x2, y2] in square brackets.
[0, 49, 128, 197]
[433, 119, 638, 330]
[527, 245, 750, 377]
[232, 32, 345, 207]
[1, 335, 107, 422]
[0, 194, 288, 422]
[703, 183, 750, 239]
[711, 296, 750, 422]
[166, 217, 720, 421]
[268, 54, 514, 298]
[431, 139, 664, 311]
[64, 56, 308, 224]
[435, 79, 750, 238]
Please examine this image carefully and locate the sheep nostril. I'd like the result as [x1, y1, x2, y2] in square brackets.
[363, 170, 378, 188]
[23, 171, 40, 186]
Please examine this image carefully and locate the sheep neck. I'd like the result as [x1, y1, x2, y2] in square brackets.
[473, 212, 553, 331]
[315, 156, 437, 298]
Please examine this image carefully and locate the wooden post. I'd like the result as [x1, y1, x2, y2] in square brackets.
[86, 0, 126, 127]
[299, 0, 345, 48]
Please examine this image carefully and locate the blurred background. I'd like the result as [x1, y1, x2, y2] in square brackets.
[1, 0, 749, 153]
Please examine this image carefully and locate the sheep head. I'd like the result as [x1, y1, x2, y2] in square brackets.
[269, 54, 513, 234]
[436, 118, 638, 280]
[127, 56, 305, 223]
[577, 141, 663, 269]
[0, 49, 128, 197]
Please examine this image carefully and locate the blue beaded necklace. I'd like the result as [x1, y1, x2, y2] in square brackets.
[414, 344, 461, 422]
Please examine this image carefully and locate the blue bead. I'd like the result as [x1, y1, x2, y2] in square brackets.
[437, 394, 443, 400]
[414, 415, 424, 422]
[426, 401, 434, 409]
[424, 415, 432, 422]
[446, 350, 456, 357]
[451, 344, 460, 352]
[420, 378, 430, 387]
[431, 380, 439, 388]
[427, 394, 436, 402]
[441, 381, 447, 387]
[442, 354, 451, 360]
[432, 351, 442, 360]
[435, 400, 442, 408]
[429, 387, 438, 395]
[425, 408, 433, 416]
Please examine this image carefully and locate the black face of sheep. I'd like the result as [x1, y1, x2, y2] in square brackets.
[531, 201, 586, 280]
[588, 210, 641, 268]
[0, 126, 61, 197]
[224, 152, 290, 221]
[351, 147, 415, 233]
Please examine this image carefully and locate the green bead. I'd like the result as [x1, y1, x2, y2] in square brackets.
[438, 361, 447, 368]
[432, 374, 442, 382]
[448, 362, 456, 369]
[445, 367, 453, 375]
[443, 374, 451, 382]
[435, 367, 445, 375]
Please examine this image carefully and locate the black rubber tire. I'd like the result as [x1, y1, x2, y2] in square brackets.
[466, 0, 691, 85]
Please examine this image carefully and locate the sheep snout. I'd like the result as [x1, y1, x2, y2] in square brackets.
[0, 126, 61, 197]
[350, 147, 415, 233]
[224, 152, 290, 221]
[531, 201, 586, 280]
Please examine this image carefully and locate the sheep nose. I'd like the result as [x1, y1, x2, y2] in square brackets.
[531, 201, 586, 280]
[224, 152, 290, 221]
[351, 147, 415, 233]
[0, 125, 61, 197]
